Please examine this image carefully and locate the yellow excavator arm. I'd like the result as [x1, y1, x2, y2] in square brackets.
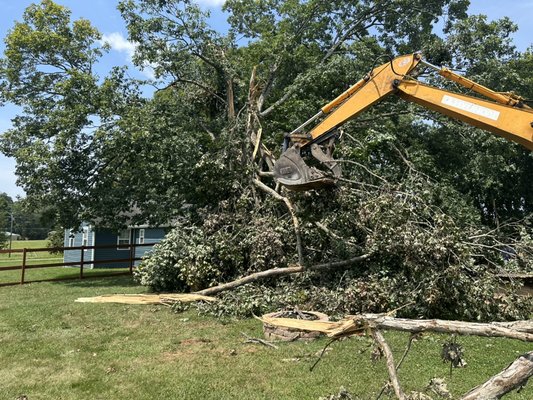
[273, 53, 533, 191]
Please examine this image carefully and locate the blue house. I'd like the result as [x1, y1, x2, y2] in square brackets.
[63, 223, 168, 268]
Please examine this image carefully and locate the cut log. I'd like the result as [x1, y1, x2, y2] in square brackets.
[461, 351, 533, 400]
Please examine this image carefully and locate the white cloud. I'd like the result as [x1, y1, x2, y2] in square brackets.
[101, 32, 137, 60]
[195, 0, 225, 7]
[100, 32, 156, 79]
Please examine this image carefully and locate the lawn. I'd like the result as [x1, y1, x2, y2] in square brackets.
[0, 240, 129, 285]
[0, 275, 531, 399]
[0, 240, 62, 268]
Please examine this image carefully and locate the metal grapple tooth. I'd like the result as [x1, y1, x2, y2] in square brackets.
[273, 146, 339, 191]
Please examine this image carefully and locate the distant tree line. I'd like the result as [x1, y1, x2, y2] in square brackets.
[0, 192, 56, 246]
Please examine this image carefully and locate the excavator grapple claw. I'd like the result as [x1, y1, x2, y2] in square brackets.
[273, 144, 341, 191]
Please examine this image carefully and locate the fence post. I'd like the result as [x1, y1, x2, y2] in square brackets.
[80, 246, 85, 279]
[20, 248, 27, 285]
[129, 244, 134, 274]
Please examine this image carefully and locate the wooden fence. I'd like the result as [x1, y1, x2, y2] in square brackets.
[0, 243, 155, 287]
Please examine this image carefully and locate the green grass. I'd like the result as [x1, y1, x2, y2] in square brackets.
[0, 239, 61, 267]
[0, 240, 129, 285]
[0, 276, 531, 399]
[0, 240, 53, 252]
[0, 266, 130, 285]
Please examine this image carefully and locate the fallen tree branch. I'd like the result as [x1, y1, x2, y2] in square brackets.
[195, 254, 370, 296]
[360, 315, 533, 343]
[376, 333, 418, 400]
[260, 313, 533, 342]
[373, 329, 406, 400]
[460, 351, 533, 400]
[241, 332, 279, 349]
[253, 178, 304, 264]
[261, 314, 533, 398]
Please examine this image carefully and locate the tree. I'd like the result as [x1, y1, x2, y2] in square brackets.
[0, 193, 13, 248]
[0, 0, 146, 229]
[10, 199, 55, 240]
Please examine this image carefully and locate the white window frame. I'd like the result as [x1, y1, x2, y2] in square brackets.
[68, 230, 75, 247]
[138, 229, 145, 244]
[82, 227, 89, 247]
[117, 229, 131, 250]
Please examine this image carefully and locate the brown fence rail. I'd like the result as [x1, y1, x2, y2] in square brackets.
[0, 243, 156, 287]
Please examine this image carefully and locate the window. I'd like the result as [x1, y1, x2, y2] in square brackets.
[82, 227, 89, 247]
[117, 229, 130, 249]
[68, 230, 75, 247]
[138, 229, 145, 244]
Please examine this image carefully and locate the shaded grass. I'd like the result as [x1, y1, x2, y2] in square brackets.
[0, 276, 531, 399]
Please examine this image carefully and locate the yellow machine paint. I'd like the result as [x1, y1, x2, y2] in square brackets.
[273, 53, 533, 191]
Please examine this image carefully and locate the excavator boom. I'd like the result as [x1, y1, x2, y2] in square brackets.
[273, 53, 533, 191]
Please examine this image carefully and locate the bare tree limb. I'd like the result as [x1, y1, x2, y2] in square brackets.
[263, 314, 533, 343]
[253, 179, 304, 265]
[195, 253, 370, 296]
[376, 333, 417, 400]
[373, 329, 406, 400]
[460, 351, 533, 400]
[260, 89, 295, 117]
[350, 315, 533, 342]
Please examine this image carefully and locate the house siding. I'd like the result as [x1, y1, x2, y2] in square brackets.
[64, 225, 167, 269]
[93, 229, 132, 268]
[63, 223, 94, 267]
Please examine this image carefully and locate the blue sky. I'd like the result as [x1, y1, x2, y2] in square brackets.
[0, 0, 532, 199]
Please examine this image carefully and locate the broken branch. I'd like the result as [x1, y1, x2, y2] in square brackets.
[460, 351, 533, 400]
[195, 254, 370, 296]
[253, 178, 304, 264]
[373, 329, 406, 400]
[261, 313, 533, 342]
[241, 332, 279, 349]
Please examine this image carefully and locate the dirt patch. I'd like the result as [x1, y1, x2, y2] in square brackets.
[160, 337, 220, 361]
[179, 337, 212, 346]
